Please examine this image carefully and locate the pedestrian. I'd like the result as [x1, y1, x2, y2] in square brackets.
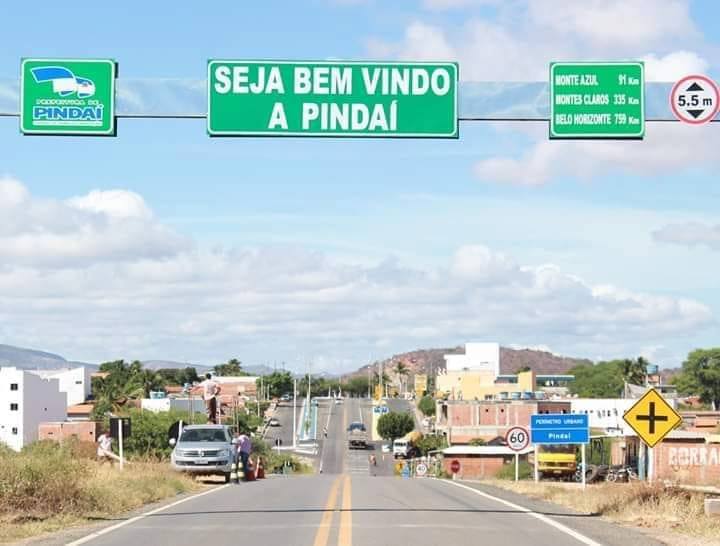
[323, 426, 328, 438]
[96, 430, 121, 465]
[233, 431, 252, 482]
[200, 373, 221, 424]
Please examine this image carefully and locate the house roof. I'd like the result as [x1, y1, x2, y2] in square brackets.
[441, 445, 534, 456]
[67, 403, 94, 414]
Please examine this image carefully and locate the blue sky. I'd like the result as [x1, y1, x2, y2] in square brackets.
[1, 1, 719, 372]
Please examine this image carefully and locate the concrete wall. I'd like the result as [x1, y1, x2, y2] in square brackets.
[653, 440, 720, 484]
[39, 421, 99, 444]
[442, 454, 512, 479]
[31, 367, 92, 406]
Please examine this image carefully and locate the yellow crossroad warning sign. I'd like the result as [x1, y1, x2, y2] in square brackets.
[623, 389, 682, 448]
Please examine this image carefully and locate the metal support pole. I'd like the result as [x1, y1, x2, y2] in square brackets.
[534, 445, 539, 483]
[515, 452, 519, 482]
[648, 446, 654, 483]
[581, 443, 586, 490]
[292, 379, 297, 450]
[118, 420, 124, 471]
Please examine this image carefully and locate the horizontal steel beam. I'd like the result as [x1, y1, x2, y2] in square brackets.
[0, 79, 711, 121]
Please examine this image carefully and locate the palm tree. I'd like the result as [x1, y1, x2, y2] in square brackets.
[394, 361, 410, 395]
[91, 360, 146, 417]
[621, 357, 648, 386]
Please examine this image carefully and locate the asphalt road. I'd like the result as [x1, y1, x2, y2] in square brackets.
[264, 400, 300, 448]
[57, 397, 662, 546]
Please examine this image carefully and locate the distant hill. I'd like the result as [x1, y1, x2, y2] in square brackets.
[0, 344, 96, 370]
[142, 360, 212, 373]
[349, 345, 592, 380]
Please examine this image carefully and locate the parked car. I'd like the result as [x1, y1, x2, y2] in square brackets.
[269, 417, 280, 427]
[280, 394, 291, 402]
[170, 424, 234, 483]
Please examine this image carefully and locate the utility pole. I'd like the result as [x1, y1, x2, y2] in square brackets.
[292, 378, 297, 449]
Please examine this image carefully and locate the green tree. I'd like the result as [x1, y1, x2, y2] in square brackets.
[621, 357, 648, 385]
[138, 369, 166, 398]
[157, 367, 199, 386]
[377, 412, 415, 445]
[680, 348, 720, 410]
[567, 360, 625, 398]
[468, 438, 487, 446]
[260, 371, 294, 398]
[92, 360, 145, 418]
[343, 376, 372, 397]
[417, 395, 436, 417]
[415, 434, 447, 455]
[394, 361, 409, 394]
[214, 358, 244, 376]
[115, 408, 206, 460]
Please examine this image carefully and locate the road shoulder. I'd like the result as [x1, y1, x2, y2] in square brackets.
[445, 480, 664, 546]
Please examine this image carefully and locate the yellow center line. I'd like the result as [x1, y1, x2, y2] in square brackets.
[312, 475, 343, 546]
[338, 474, 353, 546]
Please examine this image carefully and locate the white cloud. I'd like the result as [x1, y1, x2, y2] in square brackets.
[0, 181, 712, 369]
[0, 178, 188, 266]
[653, 222, 720, 250]
[367, 0, 707, 82]
[527, 0, 697, 50]
[642, 51, 710, 81]
[423, 0, 500, 10]
[473, 123, 720, 185]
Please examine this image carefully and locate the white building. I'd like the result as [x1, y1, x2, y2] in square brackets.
[444, 343, 500, 377]
[0, 367, 67, 451]
[30, 367, 92, 406]
[570, 398, 639, 436]
[141, 397, 206, 414]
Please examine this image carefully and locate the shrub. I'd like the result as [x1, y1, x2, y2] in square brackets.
[495, 459, 533, 480]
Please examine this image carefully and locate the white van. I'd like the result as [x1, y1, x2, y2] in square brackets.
[393, 439, 409, 459]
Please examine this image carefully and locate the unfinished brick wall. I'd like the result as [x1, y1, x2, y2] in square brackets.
[653, 440, 720, 484]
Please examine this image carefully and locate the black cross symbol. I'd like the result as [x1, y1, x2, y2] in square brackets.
[636, 401, 668, 434]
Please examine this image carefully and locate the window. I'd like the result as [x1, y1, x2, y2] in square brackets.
[11, 427, 18, 435]
[10, 403, 18, 411]
[10, 383, 18, 391]
[75, 380, 82, 385]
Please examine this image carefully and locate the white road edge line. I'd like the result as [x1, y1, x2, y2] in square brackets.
[65, 484, 231, 546]
[438, 480, 602, 546]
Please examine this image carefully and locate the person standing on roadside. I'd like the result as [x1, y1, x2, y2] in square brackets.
[96, 429, 121, 465]
[237, 431, 252, 481]
[200, 373, 221, 424]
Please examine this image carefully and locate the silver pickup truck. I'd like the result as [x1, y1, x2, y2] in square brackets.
[170, 424, 234, 483]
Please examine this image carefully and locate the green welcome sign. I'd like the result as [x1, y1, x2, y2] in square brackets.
[207, 60, 458, 137]
[21, 58, 117, 136]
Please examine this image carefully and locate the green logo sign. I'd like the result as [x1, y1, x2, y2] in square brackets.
[21, 58, 116, 136]
[207, 60, 458, 138]
[550, 62, 644, 139]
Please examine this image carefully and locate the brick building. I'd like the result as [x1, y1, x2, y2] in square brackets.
[39, 420, 99, 444]
[652, 431, 720, 484]
[435, 399, 571, 444]
[440, 445, 533, 479]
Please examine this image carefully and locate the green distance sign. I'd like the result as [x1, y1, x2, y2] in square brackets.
[550, 62, 644, 139]
[207, 60, 458, 138]
[21, 58, 116, 136]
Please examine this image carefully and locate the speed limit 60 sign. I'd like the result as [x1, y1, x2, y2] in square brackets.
[505, 426, 529, 451]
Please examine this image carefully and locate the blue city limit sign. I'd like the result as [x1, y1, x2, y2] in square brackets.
[530, 414, 589, 444]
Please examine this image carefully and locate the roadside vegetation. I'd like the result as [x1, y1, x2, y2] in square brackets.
[0, 440, 199, 543]
[485, 479, 720, 542]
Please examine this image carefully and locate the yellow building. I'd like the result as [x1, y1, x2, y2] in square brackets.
[436, 369, 538, 400]
[414, 374, 428, 398]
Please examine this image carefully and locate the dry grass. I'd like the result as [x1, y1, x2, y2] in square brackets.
[0, 442, 200, 543]
[484, 479, 720, 544]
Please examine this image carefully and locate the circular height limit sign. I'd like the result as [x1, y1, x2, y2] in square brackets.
[670, 74, 719, 124]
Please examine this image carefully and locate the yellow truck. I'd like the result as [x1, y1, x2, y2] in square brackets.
[536, 444, 577, 479]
